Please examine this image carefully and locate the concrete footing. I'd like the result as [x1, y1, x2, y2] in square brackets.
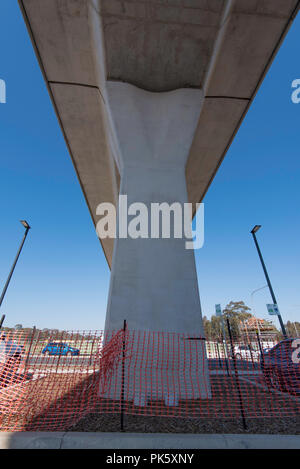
[1, 432, 299, 449]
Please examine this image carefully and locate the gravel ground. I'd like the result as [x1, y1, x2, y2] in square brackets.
[65, 372, 300, 434]
[68, 412, 300, 434]
[0, 372, 299, 434]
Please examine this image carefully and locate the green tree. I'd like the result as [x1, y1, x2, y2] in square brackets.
[285, 321, 300, 337]
[202, 315, 223, 341]
[223, 301, 252, 339]
[202, 316, 211, 339]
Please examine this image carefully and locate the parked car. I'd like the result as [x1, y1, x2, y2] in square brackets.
[0, 333, 24, 363]
[261, 338, 300, 395]
[42, 342, 80, 356]
[0, 333, 24, 385]
[233, 344, 260, 362]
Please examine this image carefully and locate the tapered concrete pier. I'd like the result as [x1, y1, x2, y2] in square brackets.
[19, 0, 299, 373]
[104, 82, 205, 334]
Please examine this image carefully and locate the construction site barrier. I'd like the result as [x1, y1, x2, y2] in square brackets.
[0, 326, 299, 431]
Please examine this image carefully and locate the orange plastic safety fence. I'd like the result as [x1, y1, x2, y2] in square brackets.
[0, 328, 299, 431]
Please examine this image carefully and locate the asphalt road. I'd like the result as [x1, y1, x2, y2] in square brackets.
[25, 355, 260, 371]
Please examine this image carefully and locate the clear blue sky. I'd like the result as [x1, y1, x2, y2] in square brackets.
[0, 1, 299, 331]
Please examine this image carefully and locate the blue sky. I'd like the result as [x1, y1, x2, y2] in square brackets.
[0, 1, 299, 331]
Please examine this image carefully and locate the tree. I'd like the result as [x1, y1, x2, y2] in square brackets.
[203, 315, 223, 341]
[222, 301, 252, 339]
[202, 316, 211, 339]
[285, 321, 300, 337]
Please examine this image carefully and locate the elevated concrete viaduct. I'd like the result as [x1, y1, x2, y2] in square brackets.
[18, 0, 299, 336]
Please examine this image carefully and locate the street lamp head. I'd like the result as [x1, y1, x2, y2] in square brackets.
[251, 225, 261, 234]
[20, 220, 31, 230]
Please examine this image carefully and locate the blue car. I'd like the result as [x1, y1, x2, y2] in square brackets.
[42, 342, 80, 356]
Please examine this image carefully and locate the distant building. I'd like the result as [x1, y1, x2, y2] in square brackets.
[240, 316, 278, 345]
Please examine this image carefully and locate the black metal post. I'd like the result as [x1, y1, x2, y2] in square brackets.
[256, 331, 271, 391]
[223, 339, 230, 377]
[216, 333, 230, 376]
[25, 326, 36, 372]
[0, 223, 31, 309]
[216, 338, 222, 368]
[55, 330, 64, 375]
[219, 314, 230, 376]
[120, 319, 126, 432]
[0, 315, 5, 330]
[226, 319, 247, 430]
[256, 331, 263, 356]
[251, 229, 287, 338]
[248, 343, 254, 367]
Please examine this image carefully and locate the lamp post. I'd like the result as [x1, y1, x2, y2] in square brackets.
[250, 225, 287, 338]
[0, 221, 31, 314]
[250, 285, 268, 316]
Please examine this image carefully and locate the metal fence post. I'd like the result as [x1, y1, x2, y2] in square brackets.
[226, 319, 247, 430]
[55, 330, 64, 375]
[120, 319, 127, 431]
[24, 326, 36, 372]
[216, 338, 222, 368]
[256, 331, 263, 356]
[256, 331, 268, 389]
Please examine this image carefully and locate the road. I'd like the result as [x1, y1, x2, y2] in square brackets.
[24, 355, 261, 372]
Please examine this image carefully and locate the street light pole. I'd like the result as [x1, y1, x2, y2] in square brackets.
[0, 314, 5, 331]
[250, 225, 287, 338]
[250, 285, 268, 316]
[0, 221, 31, 311]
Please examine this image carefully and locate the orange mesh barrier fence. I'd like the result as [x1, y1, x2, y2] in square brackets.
[0, 328, 299, 431]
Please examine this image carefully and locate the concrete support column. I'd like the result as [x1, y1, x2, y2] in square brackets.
[105, 82, 205, 336]
[101, 82, 211, 401]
